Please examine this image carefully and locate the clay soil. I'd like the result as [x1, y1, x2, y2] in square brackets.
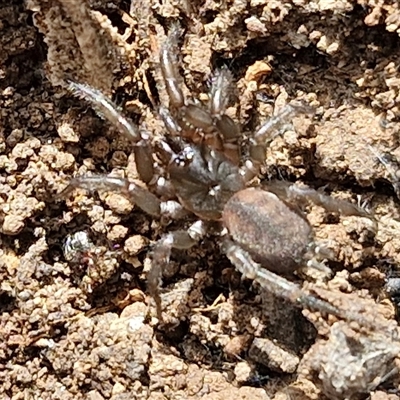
[2, 1, 400, 399]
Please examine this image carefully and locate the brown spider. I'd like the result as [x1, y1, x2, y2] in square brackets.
[61, 29, 373, 324]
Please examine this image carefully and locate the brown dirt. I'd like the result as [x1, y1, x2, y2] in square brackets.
[1, 0, 400, 399]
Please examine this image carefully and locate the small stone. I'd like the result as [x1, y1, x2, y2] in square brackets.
[249, 337, 299, 373]
[2, 214, 25, 235]
[124, 235, 148, 255]
[57, 121, 80, 143]
[234, 361, 252, 383]
[105, 193, 134, 214]
[224, 335, 251, 358]
[107, 224, 128, 242]
[112, 382, 126, 396]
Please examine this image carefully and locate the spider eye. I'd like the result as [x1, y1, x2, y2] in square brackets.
[173, 146, 194, 168]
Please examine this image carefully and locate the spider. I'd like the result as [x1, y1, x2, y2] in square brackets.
[60, 29, 373, 325]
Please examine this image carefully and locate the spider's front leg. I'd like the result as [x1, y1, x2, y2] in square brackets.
[159, 29, 242, 163]
[68, 82, 155, 184]
[149, 220, 206, 321]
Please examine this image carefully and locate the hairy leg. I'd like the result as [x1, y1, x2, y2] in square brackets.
[242, 102, 315, 182]
[222, 238, 375, 328]
[59, 175, 187, 219]
[69, 82, 155, 183]
[149, 221, 206, 321]
[265, 180, 373, 219]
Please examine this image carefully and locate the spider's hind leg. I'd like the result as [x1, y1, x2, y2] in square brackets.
[265, 180, 373, 220]
[221, 238, 374, 327]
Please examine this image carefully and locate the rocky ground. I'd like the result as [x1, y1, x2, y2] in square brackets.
[2, 0, 400, 399]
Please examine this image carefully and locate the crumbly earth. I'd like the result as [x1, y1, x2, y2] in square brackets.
[2, 0, 400, 399]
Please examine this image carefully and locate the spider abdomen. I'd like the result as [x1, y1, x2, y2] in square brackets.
[222, 188, 313, 275]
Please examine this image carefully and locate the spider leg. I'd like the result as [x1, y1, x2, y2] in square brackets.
[209, 68, 241, 164]
[160, 31, 240, 160]
[159, 32, 217, 147]
[221, 238, 372, 326]
[160, 26, 185, 109]
[69, 82, 155, 183]
[59, 176, 187, 219]
[253, 102, 314, 146]
[292, 240, 338, 280]
[265, 180, 373, 220]
[209, 68, 233, 117]
[149, 220, 206, 321]
[243, 102, 315, 182]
